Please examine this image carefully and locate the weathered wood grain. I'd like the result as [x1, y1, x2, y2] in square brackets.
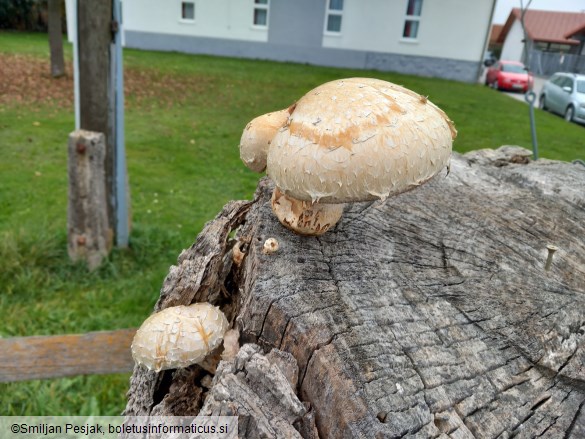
[199, 343, 313, 438]
[0, 329, 135, 382]
[124, 147, 585, 438]
[123, 199, 252, 419]
[67, 130, 112, 270]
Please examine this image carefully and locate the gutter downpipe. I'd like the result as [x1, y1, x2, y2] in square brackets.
[476, 0, 497, 83]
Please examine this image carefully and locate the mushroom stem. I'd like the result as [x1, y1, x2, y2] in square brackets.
[271, 187, 344, 236]
[544, 245, 558, 271]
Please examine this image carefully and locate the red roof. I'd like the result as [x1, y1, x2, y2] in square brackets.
[565, 22, 585, 39]
[498, 8, 585, 46]
[489, 24, 504, 44]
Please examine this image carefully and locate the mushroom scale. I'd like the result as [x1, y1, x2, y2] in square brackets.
[266, 77, 456, 204]
[131, 302, 229, 372]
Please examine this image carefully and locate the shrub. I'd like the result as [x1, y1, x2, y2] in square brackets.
[0, 0, 48, 32]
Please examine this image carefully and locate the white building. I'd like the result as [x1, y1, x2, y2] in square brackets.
[67, 0, 496, 83]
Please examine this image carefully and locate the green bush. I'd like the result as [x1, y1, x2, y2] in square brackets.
[0, 0, 48, 31]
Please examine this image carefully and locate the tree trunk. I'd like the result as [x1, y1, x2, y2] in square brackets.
[124, 146, 585, 438]
[48, 0, 65, 78]
[77, 0, 116, 239]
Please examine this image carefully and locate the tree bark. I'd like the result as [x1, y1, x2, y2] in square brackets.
[124, 146, 585, 438]
[48, 0, 65, 78]
[77, 0, 115, 237]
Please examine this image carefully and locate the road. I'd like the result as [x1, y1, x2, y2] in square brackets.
[502, 76, 546, 104]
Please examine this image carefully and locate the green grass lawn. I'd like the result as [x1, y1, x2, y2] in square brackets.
[1, 31, 584, 416]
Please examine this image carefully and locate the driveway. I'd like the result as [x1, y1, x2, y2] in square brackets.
[503, 76, 547, 104]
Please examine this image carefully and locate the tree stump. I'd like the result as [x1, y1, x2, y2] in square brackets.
[124, 146, 585, 438]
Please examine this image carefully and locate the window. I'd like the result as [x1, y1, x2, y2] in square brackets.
[325, 0, 343, 33]
[402, 0, 422, 39]
[501, 63, 526, 74]
[550, 74, 563, 86]
[560, 77, 573, 92]
[181, 1, 195, 21]
[253, 0, 269, 27]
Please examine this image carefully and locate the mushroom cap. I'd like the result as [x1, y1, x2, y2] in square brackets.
[131, 302, 229, 372]
[240, 108, 291, 173]
[266, 78, 456, 204]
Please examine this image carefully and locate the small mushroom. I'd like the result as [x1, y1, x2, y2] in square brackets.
[239, 108, 291, 173]
[262, 237, 280, 254]
[240, 78, 456, 235]
[131, 302, 229, 372]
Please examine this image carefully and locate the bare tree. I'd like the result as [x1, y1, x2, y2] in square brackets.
[48, 0, 65, 78]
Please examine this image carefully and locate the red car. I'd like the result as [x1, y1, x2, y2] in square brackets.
[485, 60, 533, 92]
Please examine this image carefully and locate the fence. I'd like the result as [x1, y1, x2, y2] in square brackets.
[0, 329, 136, 382]
[528, 49, 585, 76]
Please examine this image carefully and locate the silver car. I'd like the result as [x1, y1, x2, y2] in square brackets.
[539, 72, 585, 124]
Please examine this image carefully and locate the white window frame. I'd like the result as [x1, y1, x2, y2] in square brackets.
[179, 1, 195, 23]
[252, 0, 269, 29]
[401, 0, 423, 41]
[324, 0, 343, 35]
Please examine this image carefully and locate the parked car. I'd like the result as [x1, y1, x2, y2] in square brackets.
[483, 51, 496, 67]
[485, 60, 533, 92]
[539, 72, 585, 124]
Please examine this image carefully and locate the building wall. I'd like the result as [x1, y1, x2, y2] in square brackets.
[268, 0, 326, 47]
[123, 0, 269, 42]
[500, 19, 524, 62]
[322, 0, 492, 62]
[67, 0, 495, 83]
[125, 30, 480, 82]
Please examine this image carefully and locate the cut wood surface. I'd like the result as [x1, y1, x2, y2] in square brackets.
[0, 329, 136, 382]
[124, 147, 585, 438]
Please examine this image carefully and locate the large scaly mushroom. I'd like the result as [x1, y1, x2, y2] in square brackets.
[240, 77, 456, 236]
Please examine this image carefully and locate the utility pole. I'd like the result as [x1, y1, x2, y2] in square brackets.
[519, 0, 533, 73]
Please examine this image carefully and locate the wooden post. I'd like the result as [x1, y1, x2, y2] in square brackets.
[48, 0, 65, 78]
[67, 130, 112, 270]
